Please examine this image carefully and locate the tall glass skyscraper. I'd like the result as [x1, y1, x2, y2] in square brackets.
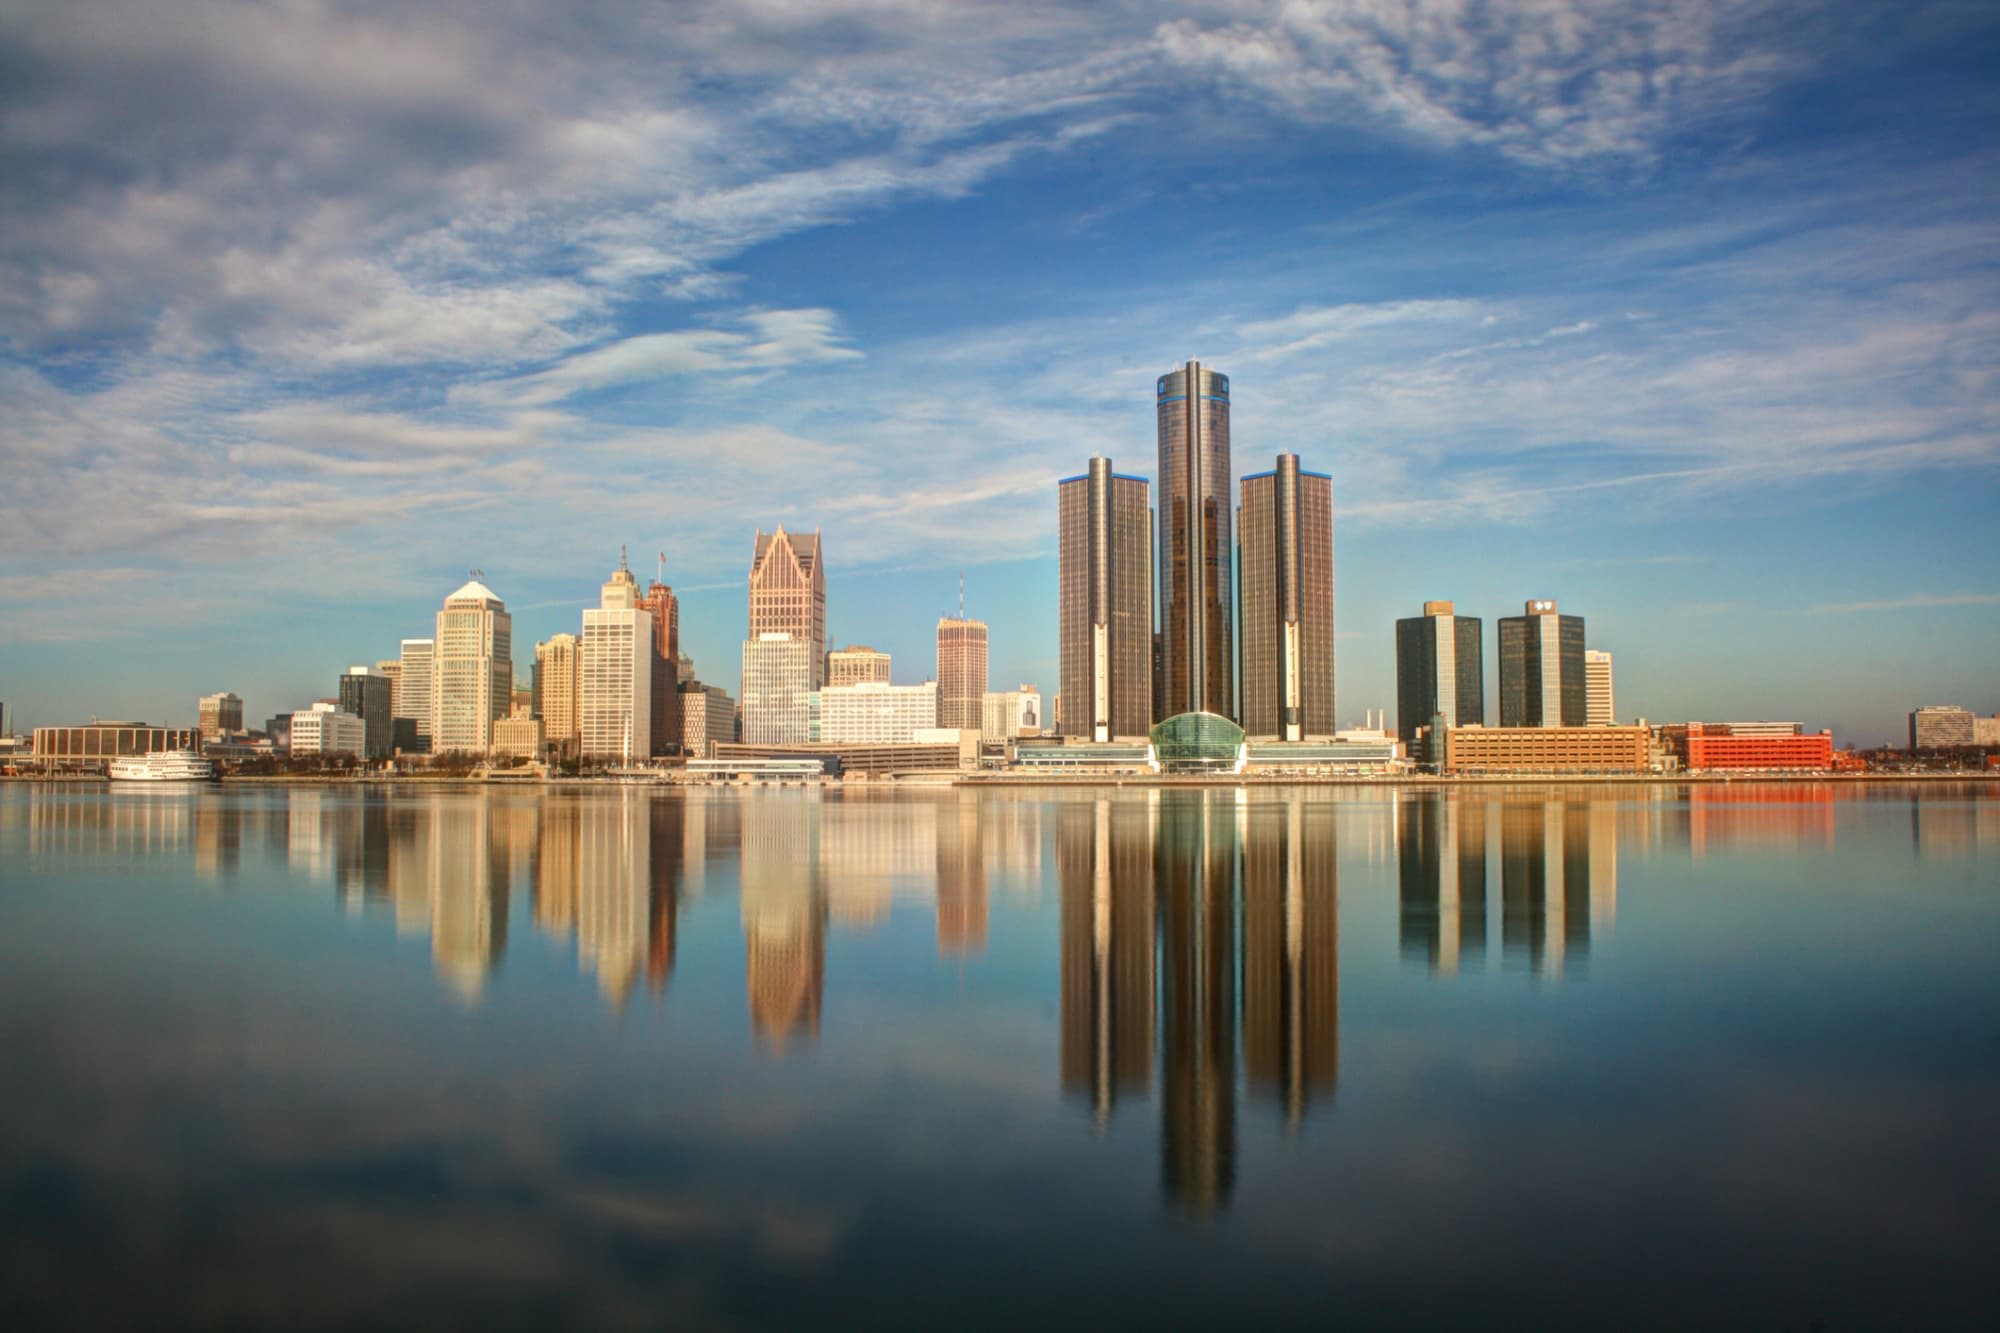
[1497, 599, 1587, 727]
[1238, 454, 1335, 739]
[1395, 600, 1485, 744]
[1057, 457, 1153, 740]
[1156, 361, 1233, 720]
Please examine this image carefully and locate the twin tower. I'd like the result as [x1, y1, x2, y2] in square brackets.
[1058, 362, 1334, 743]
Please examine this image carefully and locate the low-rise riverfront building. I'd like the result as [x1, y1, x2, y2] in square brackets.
[1679, 723, 1833, 771]
[32, 721, 202, 769]
[1011, 739, 1156, 775]
[710, 740, 961, 778]
[1443, 725, 1650, 775]
[1243, 738, 1402, 775]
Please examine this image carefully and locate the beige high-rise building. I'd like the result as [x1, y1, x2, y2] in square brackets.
[535, 634, 581, 756]
[581, 559, 653, 764]
[1586, 650, 1615, 726]
[827, 645, 891, 687]
[1238, 454, 1334, 740]
[749, 526, 826, 689]
[396, 638, 436, 748]
[1058, 457, 1153, 741]
[197, 691, 243, 740]
[741, 632, 813, 744]
[432, 581, 511, 755]
[936, 615, 988, 731]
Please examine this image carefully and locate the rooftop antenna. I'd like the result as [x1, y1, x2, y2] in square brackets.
[657, 549, 665, 586]
[618, 543, 628, 572]
[958, 571, 965, 620]
[469, 568, 484, 582]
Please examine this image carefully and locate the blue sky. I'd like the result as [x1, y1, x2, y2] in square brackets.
[1, 0, 1995, 745]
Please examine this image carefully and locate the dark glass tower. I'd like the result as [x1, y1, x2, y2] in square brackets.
[1239, 454, 1335, 739]
[1395, 601, 1485, 745]
[1497, 599, 1587, 727]
[338, 668, 393, 760]
[1156, 362, 1233, 719]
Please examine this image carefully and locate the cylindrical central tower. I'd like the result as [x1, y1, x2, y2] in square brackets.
[1156, 361, 1233, 719]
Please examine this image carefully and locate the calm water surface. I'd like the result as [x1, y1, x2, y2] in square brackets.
[2, 783, 1996, 1329]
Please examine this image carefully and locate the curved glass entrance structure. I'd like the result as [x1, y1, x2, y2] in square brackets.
[1150, 712, 1247, 775]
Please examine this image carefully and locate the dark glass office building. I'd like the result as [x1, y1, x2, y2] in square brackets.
[338, 667, 394, 759]
[1496, 600, 1587, 728]
[1395, 601, 1484, 744]
[1156, 362, 1233, 720]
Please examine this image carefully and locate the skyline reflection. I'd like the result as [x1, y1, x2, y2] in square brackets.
[12, 781, 1992, 1045]
[1060, 790, 1340, 1217]
[1399, 794, 1623, 980]
[2, 781, 1995, 1326]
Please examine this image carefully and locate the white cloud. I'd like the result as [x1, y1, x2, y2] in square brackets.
[1154, 0, 1798, 168]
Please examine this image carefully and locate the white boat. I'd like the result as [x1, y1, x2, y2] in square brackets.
[107, 750, 216, 782]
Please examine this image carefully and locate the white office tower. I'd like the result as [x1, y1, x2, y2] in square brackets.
[1585, 650, 1615, 726]
[432, 578, 511, 754]
[580, 559, 653, 764]
[742, 632, 814, 744]
[397, 638, 437, 746]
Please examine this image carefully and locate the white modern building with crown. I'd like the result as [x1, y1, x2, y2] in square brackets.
[432, 578, 512, 755]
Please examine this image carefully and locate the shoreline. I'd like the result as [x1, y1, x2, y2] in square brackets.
[5, 771, 1994, 789]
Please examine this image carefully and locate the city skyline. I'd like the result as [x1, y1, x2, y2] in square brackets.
[2, 3, 1996, 745]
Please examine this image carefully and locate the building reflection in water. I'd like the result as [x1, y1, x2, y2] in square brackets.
[1241, 797, 1339, 1131]
[1399, 794, 1621, 980]
[1397, 797, 1487, 974]
[1688, 784, 1836, 859]
[1060, 798, 1156, 1125]
[430, 797, 509, 1005]
[936, 791, 988, 957]
[1059, 790, 1339, 1219]
[741, 792, 825, 1052]
[576, 792, 646, 1009]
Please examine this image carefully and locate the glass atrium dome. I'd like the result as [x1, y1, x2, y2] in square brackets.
[1149, 712, 1247, 775]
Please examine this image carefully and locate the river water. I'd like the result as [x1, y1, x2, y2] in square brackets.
[2, 782, 1995, 1328]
